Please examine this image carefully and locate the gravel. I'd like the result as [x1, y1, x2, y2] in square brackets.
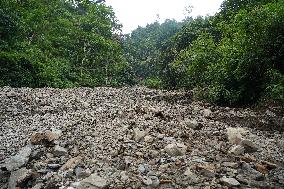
[0, 86, 283, 188]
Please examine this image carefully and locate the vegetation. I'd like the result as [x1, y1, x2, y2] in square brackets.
[0, 0, 134, 88]
[124, 0, 284, 105]
[1, 0, 283, 106]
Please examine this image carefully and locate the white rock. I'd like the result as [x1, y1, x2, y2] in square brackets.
[265, 110, 276, 117]
[164, 143, 187, 156]
[51, 128, 63, 137]
[226, 127, 247, 145]
[144, 135, 154, 143]
[203, 109, 212, 118]
[71, 182, 81, 188]
[133, 128, 146, 142]
[185, 119, 201, 130]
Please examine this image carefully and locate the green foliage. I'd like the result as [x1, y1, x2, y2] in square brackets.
[143, 77, 163, 89]
[123, 19, 183, 82]
[124, 0, 283, 105]
[0, 0, 132, 88]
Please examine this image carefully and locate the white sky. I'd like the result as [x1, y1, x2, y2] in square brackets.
[106, 0, 224, 34]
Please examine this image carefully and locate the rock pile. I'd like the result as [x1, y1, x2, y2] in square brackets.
[0, 87, 283, 188]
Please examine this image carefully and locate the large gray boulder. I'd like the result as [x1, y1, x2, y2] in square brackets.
[8, 168, 32, 189]
[4, 145, 32, 171]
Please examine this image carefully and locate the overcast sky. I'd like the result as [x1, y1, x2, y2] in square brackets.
[106, 0, 224, 34]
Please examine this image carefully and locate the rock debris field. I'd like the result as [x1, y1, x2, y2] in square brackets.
[0, 87, 284, 189]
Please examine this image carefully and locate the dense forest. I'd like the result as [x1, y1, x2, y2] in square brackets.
[1, 0, 283, 106]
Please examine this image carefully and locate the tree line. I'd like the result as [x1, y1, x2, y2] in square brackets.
[1, 0, 283, 106]
[123, 0, 284, 105]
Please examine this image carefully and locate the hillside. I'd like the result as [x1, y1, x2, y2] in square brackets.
[0, 87, 283, 188]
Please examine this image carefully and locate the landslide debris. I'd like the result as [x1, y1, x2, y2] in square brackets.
[0, 87, 283, 189]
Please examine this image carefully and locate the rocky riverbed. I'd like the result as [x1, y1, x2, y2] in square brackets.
[0, 87, 283, 189]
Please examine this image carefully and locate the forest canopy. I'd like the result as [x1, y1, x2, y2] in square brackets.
[0, 0, 283, 106]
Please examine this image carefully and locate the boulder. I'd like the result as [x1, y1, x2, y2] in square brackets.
[220, 177, 240, 187]
[228, 145, 245, 155]
[142, 175, 160, 188]
[4, 145, 32, 171]
[138, 164, 150, 174]
[8, 168, 32, 189]
[164, 143, 187, 156]
[75, 167, 91, 179]
[31, 130, 59, 145]
[203, 109, 212, 118]
[77, 173, 108, 189]
[226, 127, 247, 145]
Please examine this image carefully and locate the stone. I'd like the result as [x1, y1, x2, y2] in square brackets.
[149, 175, 160, 187]
[185, 119, 202, 130]
[4, 145, 32, 171]
[53, 145, 68, 157]
[60, 156, 82, 171]
[8, 168, 32, 189]
[47, 164, 61, 169]
[144, 135, 154, 143]
[164, 142, 187, 156]
[265, 110, 276, 117]
[222, 162, 239, 169]
[236, 174, 249, 184]
[142, 175, 160, 188]
[120, 171, 129, 182]
[255, 164, 268, 174]
[241, 139, 259, 153]
[138, 164, 150, 174]
[133, 128, 146, 142]
[31, 183, 44, 189]
[75, 167, 91, 179]
[241, 162, 264, 181]
[226, 127, 247, 145]
[51, 128, 63, 138]
[184, 168, 200, 184]
[184, 168, 194, 176]
[71, 182, 80, 188]
[220, 177, 240, 187]
[203, 109, 212, 118]
[31, 130, 59, 145]
[77, 173, 108, 189]
[142, 176, 152, 186]
[31, 133, 45, 145]
[45, 130, 59, 142]
[228, 145, 245, 155]
[195, 163, 215, 178]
